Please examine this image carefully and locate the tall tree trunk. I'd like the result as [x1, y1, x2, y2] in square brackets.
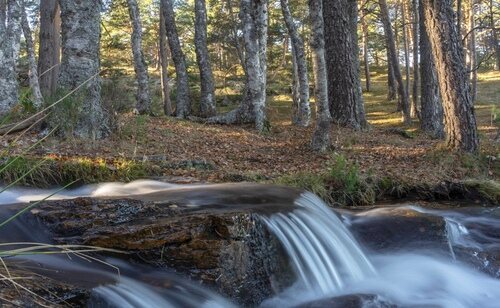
[419, 0, 444, 138]
[309, 0, 331, 152]
[127, 0, 152, 115]
[58, 0, 109, 139]
[422, 0, 479, 152]
[161, 0, 191, 118]
[20, 0, 43, 109]
[324, 0, 368, 130]
[362, 9, 371, 92]
[195, 0, 216, 117]
[379, 0, 411, 125]
[412, 0, 420, 117]
[280, 0, 311, 127]
[402, 0, 411, 96]
[38, 0, 60, 98]
[387, 47, 397, 100]
[468, 0, 477, 103]
[489, 0, 500, 70]
[0, 0, 21, 117]
[159, 1, 172, 116]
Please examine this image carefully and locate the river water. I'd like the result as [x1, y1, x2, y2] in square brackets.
[0, 180, 499, 307]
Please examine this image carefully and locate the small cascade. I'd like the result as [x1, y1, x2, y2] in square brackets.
[444, 217, 473, 259]
[261, 192, 375, 297]
[92, 277, 234, 308]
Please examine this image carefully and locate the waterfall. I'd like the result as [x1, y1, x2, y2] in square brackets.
[261, 192, 375, 297]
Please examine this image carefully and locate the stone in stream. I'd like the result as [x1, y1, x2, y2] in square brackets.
[27, 184, 300, 306]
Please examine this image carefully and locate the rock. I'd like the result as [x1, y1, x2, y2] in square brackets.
[348, 208, 448, 252]
[293, 294, 396, 308]
[30, 184, 301, 306]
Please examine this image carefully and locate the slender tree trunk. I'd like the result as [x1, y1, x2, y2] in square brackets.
[159, 1, 172, 116]
[195, 0, 216, 117]
[291, 43, 301, 123]
[387, 47, 397, 100]
[58, 0, 109, 139]
[161, 0, 191, 118]
[0, 0, 21, 117]
[20, 0, 43, 109]
[309, 0, 331, 152]
[38, 0, 60, 98]
[127, 0, 152, 115]
[324, 0, 368, 130]
[226, 0, 245, 73]
[379, 0, 411, 124]
[468, 0, 477, 103]
[412, 0, 420, 117]
[280, 0, 311, 127]
[402, 0, 411, 96]
[422, 0, 479, 152]
[489, 0, 500, 70]
[419, 0, 444, 138]
[362, 9, 371, 92]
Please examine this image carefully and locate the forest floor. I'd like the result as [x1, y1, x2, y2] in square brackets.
[2, 70, 499, 205]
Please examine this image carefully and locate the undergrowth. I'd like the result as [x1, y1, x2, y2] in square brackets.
[0, 156, 154, 188]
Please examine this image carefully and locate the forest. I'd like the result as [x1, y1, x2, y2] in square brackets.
[0, 0, 499, 307]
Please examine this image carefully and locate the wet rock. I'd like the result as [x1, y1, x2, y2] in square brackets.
[30, 184, 300, 306]
[348, 208, 448, 252]
[293, 294, 396, 308]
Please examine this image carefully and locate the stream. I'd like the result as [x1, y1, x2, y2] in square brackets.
[0, 180, 499, 307]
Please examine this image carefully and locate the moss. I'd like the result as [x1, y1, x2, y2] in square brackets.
[0, 156, 155, 188]
[463, 179, 500, 204]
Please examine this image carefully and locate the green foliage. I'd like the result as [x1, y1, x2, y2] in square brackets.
[0, 156, 153, 188]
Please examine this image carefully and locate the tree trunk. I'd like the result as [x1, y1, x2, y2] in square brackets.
[324, 0, 368, 130]
[468, 0, 477, 103]
[309, 0, 331, 152]
[127, 0, 152, 115]
[0, 0, 22, 117]
[159, 1, 172, 116]
[419, 0, 444, 138]
[281, 0, 311, 127]
[402, 0, 411, 98]
[195, 0, 268, 131]
[387, 47, 397, 100]
[194, 0, 216, 118]
[422, 0, 479, 152]
[280, 0, 311, 127]
[412, 0, 420, 117]
[362, 9, 371, 92]
[20, 0, 43, 109]
[379, 0, 411, 125]
[57, 0, 109, 139]
[161, 0, 191, 118]
[489, 0, 499, 71]
[38, 0, 60, 98]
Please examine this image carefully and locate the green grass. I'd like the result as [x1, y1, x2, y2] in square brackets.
[0, 156, 154, 188]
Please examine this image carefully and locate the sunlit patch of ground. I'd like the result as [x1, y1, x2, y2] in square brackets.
[6, 70, 499, 188]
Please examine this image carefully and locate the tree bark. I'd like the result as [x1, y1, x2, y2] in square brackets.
[20, 0, 43, 109]
[324, 0, 368, 130]
[309, 0, 331, 152]
[379, 0, 411, 125]
[422, 0, 479, 152]
[0, 0, 22, 117]
[159, 1, 172, 116]
[161, 0, 191, 118]
[57, 0, 109, 139]
[127, 0, 152, 115]
[419, 0, 444, 138]
[38, 0, 60, 98]
[489, 0, 499, 70]
[412, 0, 420, 117]
[195, 0, 216, 117]
[387, 47, 397, 100]
[361, 9, 371, 92]
[280, 0, 311, 127]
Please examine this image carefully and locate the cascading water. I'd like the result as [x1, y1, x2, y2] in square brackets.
[260, 193, 375, 296]
[1, 181, 500, 307]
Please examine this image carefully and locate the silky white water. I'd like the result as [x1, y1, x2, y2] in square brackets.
[1, 181, 500, 307]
